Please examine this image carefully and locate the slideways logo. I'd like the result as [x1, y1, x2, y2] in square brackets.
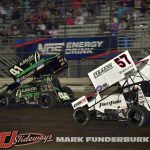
[0, 131, 53, 149]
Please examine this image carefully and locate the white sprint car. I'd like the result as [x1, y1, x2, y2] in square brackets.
[71, 51, 150, 127]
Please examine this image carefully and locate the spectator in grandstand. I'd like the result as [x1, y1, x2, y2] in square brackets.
[75, 12, 86, 25]
[55, 3, 65, 18]
[119, 0, 129, 4]
[54, 0, 64, 5]
[5, 5, 13, 22]
[43, 7, 52, 20]
[47, 7, 59, 24]
[140, 0, 150, 17]
[0, 26, 9, 37]
[86, 10, 96, 24]
[0, 14, 3, 23]
[36, 8, 47, 23]
[72, 0, 81, 12]
[89, 0, 100, 15]
[10, 24, 20, 36]
[119, 18, 128, 30]
[110, 16, 119, 32]
[23, 0, 31, 13]
[80, 5, 89, 22]
[96, 19, 107, 34]
[30, 0, 40, 7]
[116, 1, 130, 20]
[36, 21, 47, 35]
[127, 10, 135, 29]
[29, 23, 37, 34]
[25, 12, 37, 29]
[65, 13, 75, 25]
[19, 22, 31, 35]
[0, 4, 7, 23]
[81, 0, 89, 8]
[11, 6, 21, 20]
[47, 24, 58, 38]
[128, 0, 135, 7]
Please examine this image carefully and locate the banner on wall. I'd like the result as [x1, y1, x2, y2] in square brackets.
[16, 36, 117, 60]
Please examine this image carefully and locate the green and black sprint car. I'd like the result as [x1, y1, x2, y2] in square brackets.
[0, 51, 74, 108]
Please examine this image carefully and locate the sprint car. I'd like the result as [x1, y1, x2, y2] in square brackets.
[72, 51, 150, 127]
[0, 51, 74, 108]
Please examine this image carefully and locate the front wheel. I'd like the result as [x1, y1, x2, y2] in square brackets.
[0, 96, 9, 108]
[38, 92, 57, 109]
[126, 105, 149, 127]
[73, 107, 91, 126]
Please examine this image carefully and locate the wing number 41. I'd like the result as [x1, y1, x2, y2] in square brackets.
[10, 65, 23, 76]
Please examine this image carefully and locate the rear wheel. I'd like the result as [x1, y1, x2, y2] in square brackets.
[0, 96, 9, 108]
[73, 107, 91, 126]
[126, 105, 149, 127]
[62, 86, 74, 99]
[38, 92, 57, 109]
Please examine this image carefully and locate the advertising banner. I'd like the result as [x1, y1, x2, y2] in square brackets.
[16, 36, 117, 60]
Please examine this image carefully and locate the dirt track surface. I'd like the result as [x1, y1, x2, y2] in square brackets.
[0, 104, 150, 150]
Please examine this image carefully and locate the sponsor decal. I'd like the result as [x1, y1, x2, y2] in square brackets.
[73, 98, 87, 108]
[123, 68, 136, 76]
[93, 63, 113, 79]
[20, 51, 41, 66]
[0, 131, 53, 149]
[16, 87, 37, 97]
[99, 100, 121, 108]
[19, 70, 35, 82]
[96, 83, 108, 92]
[38, 43, 65, 55]
[65, 41, 103, 54]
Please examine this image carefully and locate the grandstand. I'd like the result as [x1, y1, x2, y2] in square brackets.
[0, 0, 149, 77]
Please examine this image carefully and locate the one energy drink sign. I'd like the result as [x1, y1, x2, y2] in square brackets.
[16, 36, 117, 60]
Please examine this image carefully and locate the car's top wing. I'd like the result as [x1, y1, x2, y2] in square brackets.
[33, 53, 68, 78]
[88, 51, 137, 92]
[119, 55, 150, 86]
[9, 51, 68, 82]
[136, 55, 150, 81]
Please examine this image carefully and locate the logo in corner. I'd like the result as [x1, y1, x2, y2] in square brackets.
[0, 131, 53, 149]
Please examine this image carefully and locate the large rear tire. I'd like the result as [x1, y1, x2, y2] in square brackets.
[126, 105, 149, 127]
[73, 107, 91, 126]
[38, 92, 57, 109]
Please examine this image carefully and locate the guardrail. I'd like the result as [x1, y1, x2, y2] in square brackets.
[0, 78, 94, 97]
[0, 77, 91, 85]
[0, 78, 117, 97]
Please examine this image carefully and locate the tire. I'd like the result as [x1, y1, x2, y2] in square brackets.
[73, 107, 91, 126]
[126, 105, 149, 127]
[62, 86, 74, 99]
[38, 92, 57, 109]
[0, 96, 9, 108]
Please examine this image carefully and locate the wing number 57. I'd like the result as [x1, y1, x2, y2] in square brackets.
[114, 54, 131, 68]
